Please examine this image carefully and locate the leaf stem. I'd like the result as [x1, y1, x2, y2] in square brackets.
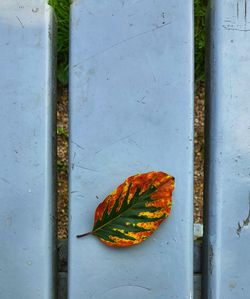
[76, 231, 93, 238]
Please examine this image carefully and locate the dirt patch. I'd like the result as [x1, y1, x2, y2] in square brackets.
[194, 85, 205, 224]
[57, 85, 68, 239]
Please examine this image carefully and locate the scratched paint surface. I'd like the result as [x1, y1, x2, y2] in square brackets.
[69, 0, 194, 297]
[223, 0, 250, 32]
[78, 172, 174, 247]
[204, 1, 250, 297]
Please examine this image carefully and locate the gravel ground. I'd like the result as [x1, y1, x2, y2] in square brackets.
[194, 85, 205, 224]
[57, 84, 205, 239]
[57, 86, 68, 239]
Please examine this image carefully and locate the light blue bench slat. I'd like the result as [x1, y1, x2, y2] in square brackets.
[68, 1, 194, 298]
[0, 2, 56, 298]
[204, 1, 250, 298]
[58, 240, 202, 299]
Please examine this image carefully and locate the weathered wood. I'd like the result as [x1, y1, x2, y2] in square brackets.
[68, 1, 194, 298]
[0, 2, 56, 298]
[204, 1, 250, 298]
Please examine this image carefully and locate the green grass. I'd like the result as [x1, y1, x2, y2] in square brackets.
[49, 0, 207, 85]
[49, 0, 70, 85]
[195, 0, 207, 83]
[57, 127, 68, 138]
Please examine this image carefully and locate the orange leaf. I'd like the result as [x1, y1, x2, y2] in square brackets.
[77, 171, 175, 247]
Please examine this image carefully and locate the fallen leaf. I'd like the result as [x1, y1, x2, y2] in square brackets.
[77, 171, 175, 247]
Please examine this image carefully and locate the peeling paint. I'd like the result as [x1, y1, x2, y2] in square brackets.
[223, 1, 250, 31]
[236, 195, 250, 237]
[223, 25, 250, 32]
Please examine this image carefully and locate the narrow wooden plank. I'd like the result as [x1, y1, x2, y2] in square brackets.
[59, 240, 202, 297]
[69, 1, 194, 298]
[0, 1, 56, 298]
[203, 1, 250, 298]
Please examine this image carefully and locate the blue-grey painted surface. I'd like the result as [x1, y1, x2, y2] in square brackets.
[58, 240, 202, 299]
[0, 2, 56, 298]
[204, 1, 250, 298]
[69, 1, 194, 298]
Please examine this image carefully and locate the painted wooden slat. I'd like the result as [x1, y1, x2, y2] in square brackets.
[58, 240, 202, 299]
[68, 1, 194, 298]
[203, 1, 250, 298]
[0, 1, 56, 298]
